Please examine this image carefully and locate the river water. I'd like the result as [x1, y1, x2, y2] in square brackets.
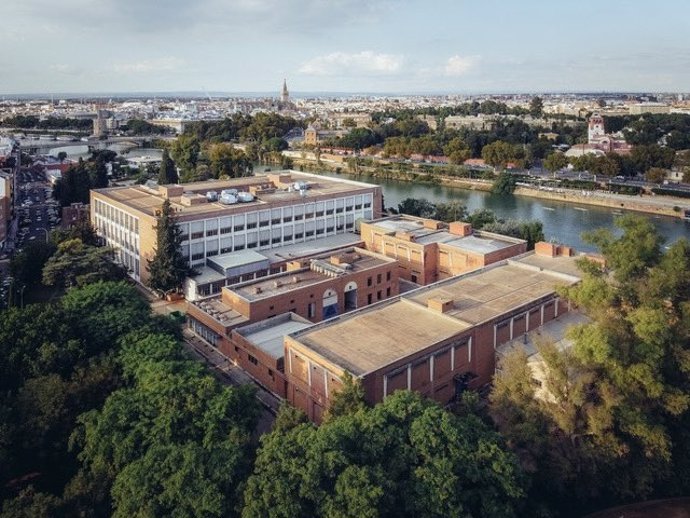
[315, 171, 690, 252]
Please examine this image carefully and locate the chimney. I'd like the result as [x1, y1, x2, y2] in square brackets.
[534, 242, 558, 257]
[427, 297, 454, 313]
[449, 221, 472, 237]
[423, 219, 443, 230]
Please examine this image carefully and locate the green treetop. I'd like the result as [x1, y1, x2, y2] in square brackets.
[146, 199, 189, 295]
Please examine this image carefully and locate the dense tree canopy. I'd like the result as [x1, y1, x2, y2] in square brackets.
[243, 391, 525, 518]
[491, 215, 690, 515]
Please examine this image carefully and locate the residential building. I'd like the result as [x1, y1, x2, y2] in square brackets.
[360, 215, 527, 285]
[185, 246, 399, 396]
[283, 244, 583, 422]
[91, 171, 383, 284]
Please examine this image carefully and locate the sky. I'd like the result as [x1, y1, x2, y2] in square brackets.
[1, 0, 689, 95]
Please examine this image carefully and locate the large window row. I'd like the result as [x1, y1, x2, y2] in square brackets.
[178, 194, 374, 244]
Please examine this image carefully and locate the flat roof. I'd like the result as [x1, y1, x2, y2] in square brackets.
[187, 265, 225, 285]
[93, 170, 378, 218]
[296, 299, 469, 375]
[259, 233, 363, 264]
[208, 249, 269, 271]
[237, 313, 313, 359]
[190, 297, 249, 328]
[368, 216, 523, 255]
[405, 262, 576, 326]
[290, 253, 582, 376]
[497, 311, 590, 359]
[232, 249, 393, 302]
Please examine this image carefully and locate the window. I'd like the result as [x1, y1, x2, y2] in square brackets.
[377, 273, 382, 284]
[367, 277, 372, 287]
[233, 224, 244, 232]
[377, 290, 382, 300]
[248, 355, 258, 366]
[308, 302, 316, 318]
[386, 287, 391, 297]
[386, 271, 391, 281]
[367, 293, 372, 304]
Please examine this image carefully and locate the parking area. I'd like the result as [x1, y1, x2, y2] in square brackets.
[14, 168, 60, 253]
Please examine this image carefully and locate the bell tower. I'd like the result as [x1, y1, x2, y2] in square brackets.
[588, 112, 605, 143]
[281, 79, 289, 104]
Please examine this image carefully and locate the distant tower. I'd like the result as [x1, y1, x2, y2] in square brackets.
[92, 105, 108, 138]
[281, 79, 289, 104]
[588, 112, 605, 143]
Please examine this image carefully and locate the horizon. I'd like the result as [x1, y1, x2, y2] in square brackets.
[2, 0, 689, 95]
[2, 89, 687, 101]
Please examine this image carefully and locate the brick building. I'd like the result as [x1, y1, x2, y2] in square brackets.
[91, 171, 383, 283]
[360, 215, 527, 285]
[283, 247, 582, 422]
[185, 246, 399, 397]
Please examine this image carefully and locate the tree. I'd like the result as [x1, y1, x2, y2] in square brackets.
[171, 135, 201, 178]
[42, 238, 125, 288]
[543, 151, 568, 172]
[491, 216, 690, 515]
[645, 167, 667, 184]
[158, 149, 177, 184]
[491, 171, 516, 195]
[481, 141, 521, 170]
[207, 143, 253, 178]
[443, 137, 471, 165]
[434, 201, 468, 223]
[54, 159, 92, 207]
[74, 332, 259, 518]
[9, 240, 56, 300]
[529, 96, 543, 118]
[147, 199, 189, 295]
[397, 198, 436, 218]
[243, 391, 526, 518]
[324, 372, 366, 422]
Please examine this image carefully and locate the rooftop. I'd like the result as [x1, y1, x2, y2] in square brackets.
[189, 297, 249, 328]
[366, 215, 524, 255]
[232, 248, 395, 302]
[497, 311, 590, 360]
[296, 299, 469, 375]
[92, 170, 378, 219]
[236, 313, 313, 359]
[290, 252, 582, 376]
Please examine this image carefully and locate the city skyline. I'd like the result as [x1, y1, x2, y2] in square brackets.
[2, 0, 690, 95]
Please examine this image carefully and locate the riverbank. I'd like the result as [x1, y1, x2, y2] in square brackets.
[292, 156, 689, 219]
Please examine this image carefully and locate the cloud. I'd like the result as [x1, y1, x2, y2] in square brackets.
[112, 57, 185, 74]
[444, 55, 478, 76]
[299, 51, 403, 76]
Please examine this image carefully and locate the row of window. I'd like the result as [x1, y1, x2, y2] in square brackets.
[366, 271, 392, 286]
[93, 199, 139, 233]
[182, 222, 357, 263]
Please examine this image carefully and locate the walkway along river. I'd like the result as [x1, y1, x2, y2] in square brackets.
[314, 170, 690, 252]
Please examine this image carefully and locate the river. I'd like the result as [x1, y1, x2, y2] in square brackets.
[314, 171, 690, 252]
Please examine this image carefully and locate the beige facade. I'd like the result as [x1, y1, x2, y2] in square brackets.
[91, 171, 383, 283]
[360, 215, 527, 285]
